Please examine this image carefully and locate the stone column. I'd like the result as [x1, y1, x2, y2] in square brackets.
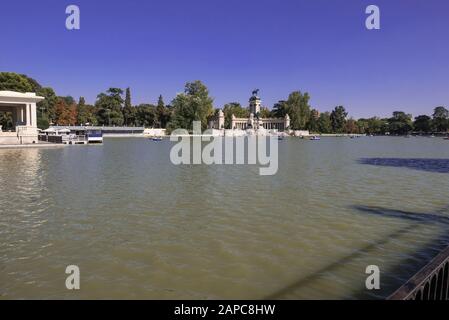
[30, 103, 37, 127]
[284, 114, 290, 132]
[218, 109, 224, 129]
[231, 114, 236, 130]
[16, 106, 21, 126]
[26, 104, 31, 126]
[20, 105, 24, 124]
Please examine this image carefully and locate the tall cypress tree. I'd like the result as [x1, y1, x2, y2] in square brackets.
[156, 95, 165, 128]
[124, 87, 132, 109]
[123, 88, 135, 126]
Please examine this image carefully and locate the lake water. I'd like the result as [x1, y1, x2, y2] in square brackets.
[1, 136, 449, 299]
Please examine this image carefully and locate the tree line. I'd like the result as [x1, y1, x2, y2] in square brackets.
[1, 72, 448, 135]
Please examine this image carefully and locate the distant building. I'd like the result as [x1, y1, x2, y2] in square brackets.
[0, 91, 44, 145]
[210, 90, 290, 131]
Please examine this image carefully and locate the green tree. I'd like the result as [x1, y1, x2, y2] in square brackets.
[285, 91, 311, 130]
[95, 88, 124, 126]
[308, 109, 320, 132]
[259, 107, 272, 118]
[0, 72, 38, 92]
[413, 115, 432, 133]
[222, 102, 249, 129]
[432, 106, 448, 132]
[272, 100, 288, 118]
[155, 95, 171, 128]
[123, 88, 136, 126]
[318, 112, 332, 133]
[76, 97, 97, 125]
[388, 111, 413, 135]
[168, 81, 214, 131]
[76, 97, 87, 125]
[124, 88, 132, 109]
[37, 87, 58, 124]
[330, 106, 348, 133]
[135, 104, 156, 127]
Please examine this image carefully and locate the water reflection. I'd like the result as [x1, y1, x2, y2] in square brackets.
[358, 158, 449, 173]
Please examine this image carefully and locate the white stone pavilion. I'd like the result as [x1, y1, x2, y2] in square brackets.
[0, 91, 44, 145]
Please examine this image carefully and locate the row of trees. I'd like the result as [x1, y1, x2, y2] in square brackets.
[217, 90, 449, 135]
[0, 73, 171, 130]
[1, 72, 448, 134]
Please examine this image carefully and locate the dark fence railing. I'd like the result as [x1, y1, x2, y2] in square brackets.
[38, 134, 63, 144]
[389, 246, 449, 300]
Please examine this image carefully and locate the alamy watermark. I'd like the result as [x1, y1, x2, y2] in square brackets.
[65, 265, 80, 290]
[366, 5, 381, 30]
[365, 265, 381, 290]
[169, 122, 279, 176]
[66, 5, 80, 30]
[65, 4, 380, 31]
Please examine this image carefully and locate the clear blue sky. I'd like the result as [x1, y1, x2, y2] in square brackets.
[1, 0, 449, 118]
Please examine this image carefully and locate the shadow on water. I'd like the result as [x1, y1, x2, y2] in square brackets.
[265, 158, 449, 300]
[354, 205, 449, 226]
[351, 205, 449, 299]
[264, 224, 417, 300]
[358, 158, 449, 174]
[265, 205, 449, 300]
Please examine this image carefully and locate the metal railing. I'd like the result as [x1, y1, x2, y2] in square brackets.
[389, 246, 449, 300]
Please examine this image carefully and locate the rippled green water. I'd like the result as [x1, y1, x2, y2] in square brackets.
[1, 137, 449, 299]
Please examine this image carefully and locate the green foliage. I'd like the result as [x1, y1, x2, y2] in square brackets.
[259, 107, 272, 118]
[155, 95, 171, 128]
[356, 117, 388, 135]
[95, 88, 124, 125]
[413, 115, 432, 133]
[0, 112, 14, 130]
[135, 104, 156, 127]
[168, 81, 214, 131]
[308, 109, 320, 132]
[124, 88, 132, 109]
[123, 88, 136, 126]
[286, 91, 311, 130]
[272, 92, 311, 130]
[388, 111, 413, 135]
[37, 117, 50, 130]
[36, 87, 58, 123]
[432, 106, 448, 132]
[330, 106, 348, 133]
[272, 100, 288, 118]
[76, 97, 97, 125]
[0, 72, 40, 92]
[222, 102, 249, 129]
[318, 112, 332, 133]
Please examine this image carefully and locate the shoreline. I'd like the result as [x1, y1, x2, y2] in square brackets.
[0, 143, 66, 149]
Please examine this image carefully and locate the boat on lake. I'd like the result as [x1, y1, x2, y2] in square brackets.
[151, 137, 163, 142]
[309, 136, 321, 141]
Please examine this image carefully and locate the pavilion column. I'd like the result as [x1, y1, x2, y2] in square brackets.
[20, 106, 24, 124]
[25, 104, 30, 126]
[30, 103, 37, 127]
[16, 107, 21, 126]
